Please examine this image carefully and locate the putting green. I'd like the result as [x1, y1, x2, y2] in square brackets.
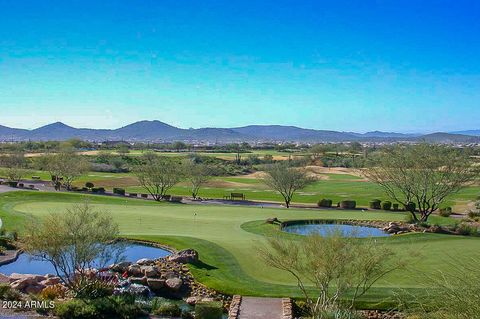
[2, 191, 480, 302]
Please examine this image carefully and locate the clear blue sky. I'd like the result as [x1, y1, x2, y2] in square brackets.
[0, 0, 479, 133]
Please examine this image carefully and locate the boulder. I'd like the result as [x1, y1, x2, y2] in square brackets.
[146, 278, 165, 291]
[129, 277, 147, 285]
[24, 283, 46, 295]
[168, 249, 199, 264]
[136, 258, 153, 265]
[110, 261, 132, 273]
[9, 273, 45, 284]
[127, 264, 143, 277]
[40, 277, 61, 286]
[165, 277, 183, 291]
[141, 266, 158, 278]
[186, 296, 201, 305]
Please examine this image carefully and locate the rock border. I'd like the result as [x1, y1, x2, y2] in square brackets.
[228, 295, 242, 319]
[282, 298, 293, 319]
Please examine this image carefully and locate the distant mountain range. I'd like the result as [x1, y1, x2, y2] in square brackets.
[0, 121, 479, 144]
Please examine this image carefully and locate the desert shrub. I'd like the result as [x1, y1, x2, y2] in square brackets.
[0, 246, 5, 254]
[113, 188, 126, 196]
[468, 210, 480, 219]
[0, 237, 15, 249]
[56, 296, 142, 319]
[170, 196, 183, 203]
[141, 194, 148, 198]
[456, 223, 479, 236]
[392, 203, 399, 211]
[163, 194, 171, 201]
[0, 284, 12, 298]
[55, 299, 98, 319]
[340, 200, 356, 209]
[85, 182, 94, 189]
[439, 207, 452, 217]
[382, 201, 392, 211]
[153, 301, 182, 316]
[195, 301, 223, 319]
[40, 284, 68, 300]
[73, 277, 115, 299]
[317, 199, 332, 208]
[4, 231, 17, 241]
[129, 193, 138, 197]
[7, 181, 18, 187]
[91, 187, 105, 194]
[18, 183, 24, 187]
[369, 199, 381, 209]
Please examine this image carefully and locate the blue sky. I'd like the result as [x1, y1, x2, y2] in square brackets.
[0, 0, 479, 133]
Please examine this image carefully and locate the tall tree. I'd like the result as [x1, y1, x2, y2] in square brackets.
[364, 144, 478, 222]
[263, 163, 314, 208]
[184, 162, 212, 199]
[135, 157, 182, 201]
[47, 151, 90, 190]
[0, 152, 27, 183]
[22, 202, 124, 297]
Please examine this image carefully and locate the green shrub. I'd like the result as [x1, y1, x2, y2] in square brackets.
[392, 203, 399, 211]
[405, 202, 416, 212]
[55, 299, 98, 319]
[113, 188, 126, 196]
[0, 237, 15, 249]
[468, 210, 480, 219]
[456, 223, 479, 236]
[339, 200, 356, 209]
[4, 231, 17, 241]
[439, 207, 452, 217]
[195, 301, 223, 319]
[56, 296, 142, 319]
[91, 187, 105, 194]
[153, 301, 182, 317]
[85, 182, 94, 189]
[382, 201, 392, 211]
[141, 194, 148, 199]
[369, 199, 381, 209]
[129, 193, 138, 197]
[317, 199, 332, 208]
[170, 196, 183, 203]
[72, 277, 114, 299]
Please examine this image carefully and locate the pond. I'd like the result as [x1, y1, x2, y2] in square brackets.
[282, 223, 391, 238]
[0, 243, 171, 275]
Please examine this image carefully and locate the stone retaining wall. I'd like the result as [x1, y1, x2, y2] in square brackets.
[282, 298, 293, 319]
[228, 295, 242, 319]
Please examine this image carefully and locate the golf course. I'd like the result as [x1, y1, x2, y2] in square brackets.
[2, 190, 480, 305]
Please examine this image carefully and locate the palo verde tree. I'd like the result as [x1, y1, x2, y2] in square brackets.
[0, 152, 27, 183]
[135, 156, 183, 201]
[364, 144, 478, 222]
[263, 163, 314, 208]
[184, 162, 212, 199]
[258, 231, 405, 319]
[22, 202, 125, 297]
[46, 151, 90, 190]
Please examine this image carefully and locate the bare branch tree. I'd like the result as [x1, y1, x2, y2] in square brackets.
[263, 163, 314, 208]
[46, 151, 90, 190]
[363, 144, 478, 222]
[184, 162, 212, 199]
[135, 157, 182, 201]
[22, 202, 125, 296]
[258, 231, 405, 319]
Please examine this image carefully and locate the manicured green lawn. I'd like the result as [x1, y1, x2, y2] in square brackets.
[2, 167, 477, 210]
[1, 191, 479, 305]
